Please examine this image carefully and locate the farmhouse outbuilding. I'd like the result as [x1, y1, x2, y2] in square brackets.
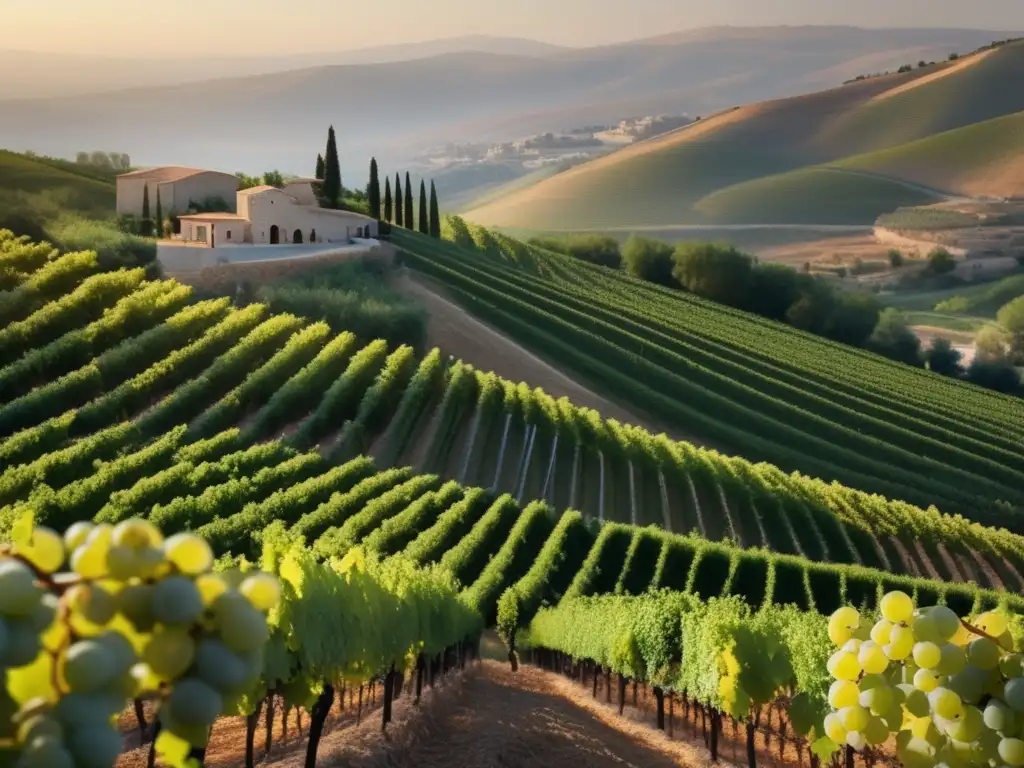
[116, 166, 240, 218]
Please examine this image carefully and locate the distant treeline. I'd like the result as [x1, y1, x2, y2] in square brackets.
[530, 233, 1022, 396]
[843, 35, 1024, 84]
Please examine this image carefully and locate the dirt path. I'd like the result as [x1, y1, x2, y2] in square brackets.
[257, 661, 714, 768]
[392, 270, 667, 438]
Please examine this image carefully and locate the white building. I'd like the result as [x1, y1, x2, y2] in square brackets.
[176, 180, 378, 248]
[116, 166, 239, 217]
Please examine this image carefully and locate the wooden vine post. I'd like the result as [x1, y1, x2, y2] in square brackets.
[304, 683, 334, 768]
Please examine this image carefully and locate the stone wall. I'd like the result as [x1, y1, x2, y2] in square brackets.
[168, 242, 396, 293]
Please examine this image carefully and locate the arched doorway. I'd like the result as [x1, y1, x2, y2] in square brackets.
[269, 225, 280, 244]
[293, 229, 303, 244]
[310, 229, 317, 243]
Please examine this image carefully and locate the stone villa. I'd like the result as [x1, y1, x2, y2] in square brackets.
[116, 167, 378, 248]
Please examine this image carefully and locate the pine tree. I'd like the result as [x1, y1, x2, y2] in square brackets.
[394, 174, 403, 227]
[383, 177, 393, 223]
[418, 180, 429, 234]
[429, 180, 440, 238]
[404, 172, 414, 229]
[315, 153, 325, 180]
[322, 125, 341, 208]
[155, 187, 163, 236]
[368, 158, 381, 220]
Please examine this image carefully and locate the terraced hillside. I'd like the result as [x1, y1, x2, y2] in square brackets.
[4, 229, 1024, 603]
[464, 40, 1024, 229]
[392, 224, 1024, 533]
[0, 149, 116, 215]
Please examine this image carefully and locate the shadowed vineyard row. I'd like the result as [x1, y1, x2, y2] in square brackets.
[393, 223, 1024, 529]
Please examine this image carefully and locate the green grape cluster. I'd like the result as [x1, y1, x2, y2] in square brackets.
[825, 590, 1024, 768]
[0, 515, 280, 768]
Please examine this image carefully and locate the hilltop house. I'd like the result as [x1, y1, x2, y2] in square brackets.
[116, 166, 240, 217]
[176, 179, 378, 247]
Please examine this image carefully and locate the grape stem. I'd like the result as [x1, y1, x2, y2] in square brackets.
[960, 619, 1008, 649]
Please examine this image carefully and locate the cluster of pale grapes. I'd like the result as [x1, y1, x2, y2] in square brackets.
[825, 590, 1024, 768]
[0, 517, 280, 768]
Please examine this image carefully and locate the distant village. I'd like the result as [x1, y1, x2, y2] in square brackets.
[414, 114, 693, 174]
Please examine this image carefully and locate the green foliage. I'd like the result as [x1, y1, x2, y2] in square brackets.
[429, 180, 441, 238]
[934, 274, 1024, 316]
[368, 157, 381, 219]
[867, 308, 922, 366]
[925, 247, 957, 276]
[527, 233, 621, 268]
[924, 337, 963, 377]
[404, 172, 414, 229]
[997, 294, 1024, 362]
[672, 241, 754, 307]
[622, 235, 675, 286]
[322, 125, 342, 208]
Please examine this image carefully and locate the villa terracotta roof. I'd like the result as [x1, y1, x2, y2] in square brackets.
[177, 212, 247, 221]
[117, 166, 236, 182]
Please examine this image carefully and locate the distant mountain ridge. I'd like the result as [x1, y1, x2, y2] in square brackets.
[0, 26, 1018, 183]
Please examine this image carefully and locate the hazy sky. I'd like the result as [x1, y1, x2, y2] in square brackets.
[6, 0, 1024, 56]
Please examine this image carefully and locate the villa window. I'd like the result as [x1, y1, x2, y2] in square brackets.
[226, 230, 232, 240]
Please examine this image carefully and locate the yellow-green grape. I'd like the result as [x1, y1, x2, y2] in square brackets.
[66, 726, 123, 768]
[871, 619, 893, 646]
[163, 533, 214, 576]
[112, 518, 163, 549]
[859, 683, 894, 714]
[838, 704, 870, 732]
[978, 611, 1009, 638]
[61, 640, 117, 694]
[239, 573, 281, 613]
[65, 583, 116, 627]
[1001, 654, 1024, 679]
[70, 525, 112, 580]
[936, 643, 966, 676]
[194, 639, 250, 694]
[828, 650, 861, 681]
[881, 591, 914, 624]
[845, 730, 867, 751]
[913, 641, 942, 670]
[914, 668, 940, 693]
[117, 583, 156, 632]
[947, 666, 986, 706]
[1005, 679, 1024, 713]
[928, 605, 960, 641]
[824, 712, 847, 742]
[898, 736, 936, 768]
[143, 627, 195, 680]
[864, 716, 890, 746]
[1000, 737, 1024, 767]
[899, 684, 931, 717]
[152, 576, 204, 626]
[829, 606, 860, 647]
[986, 700, 1017, 734]
[829, 680, 860, 709]
[858, 641, 889, 675]
[196, 573, 228, 606]
[63, 522, 93, 552]
[15, 734, 74, 768]
[913, 611, 941, 643]
[16, 526, 64, 574]
[211, 592, 269, 654]
[967, 637, 1001, 671]
[885, 624, 915, 660]
[946, 704, 983, 742]
[929, 687, 964, 720]
[0, 560, 42, 616]
[167, 678, 223, 726]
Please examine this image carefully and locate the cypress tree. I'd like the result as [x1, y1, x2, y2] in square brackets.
[323, 125, 341, 208]
[315, 153, 325, 180]
[418, 180, 429, 235]
[383, 177, 393, 223]
[404, 172, 414, 229]
[394, 174, 403, 227]
[368, 158, 381, 220]
[155, 187, 163, 236]
[141, 183, 151, 220]
[429, 180, 440, 238]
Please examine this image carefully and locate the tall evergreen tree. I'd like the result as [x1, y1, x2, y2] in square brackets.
[429, 180, 440, 238]
[141, 183, 151, 220]
[418, 180, 429, 234]
[394, 174, 403, 227]
[383, 177, 393, 223]
[368, 158, 381, 219]
[322, 126, 341, 208]
[404, 172, 414, 229]
[155, 188, 163, 236]
[315, 153, 325, 180]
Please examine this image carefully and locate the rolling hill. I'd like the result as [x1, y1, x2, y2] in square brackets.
[0, 27, 1012, 181]
[464, 40, 1024, 230]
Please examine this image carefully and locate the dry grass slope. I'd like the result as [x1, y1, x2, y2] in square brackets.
[465, 41, 1024, 230]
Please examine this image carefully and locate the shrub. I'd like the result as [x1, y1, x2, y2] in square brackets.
[528, 234, 621, 268]
[621, 235, 674, 286]
[925, 247, 956, 275]
[672, 241, 754, 307]
[46, 215, 159, 275]
[924, 338, 963, 377]
[888, 249, 904, 268]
